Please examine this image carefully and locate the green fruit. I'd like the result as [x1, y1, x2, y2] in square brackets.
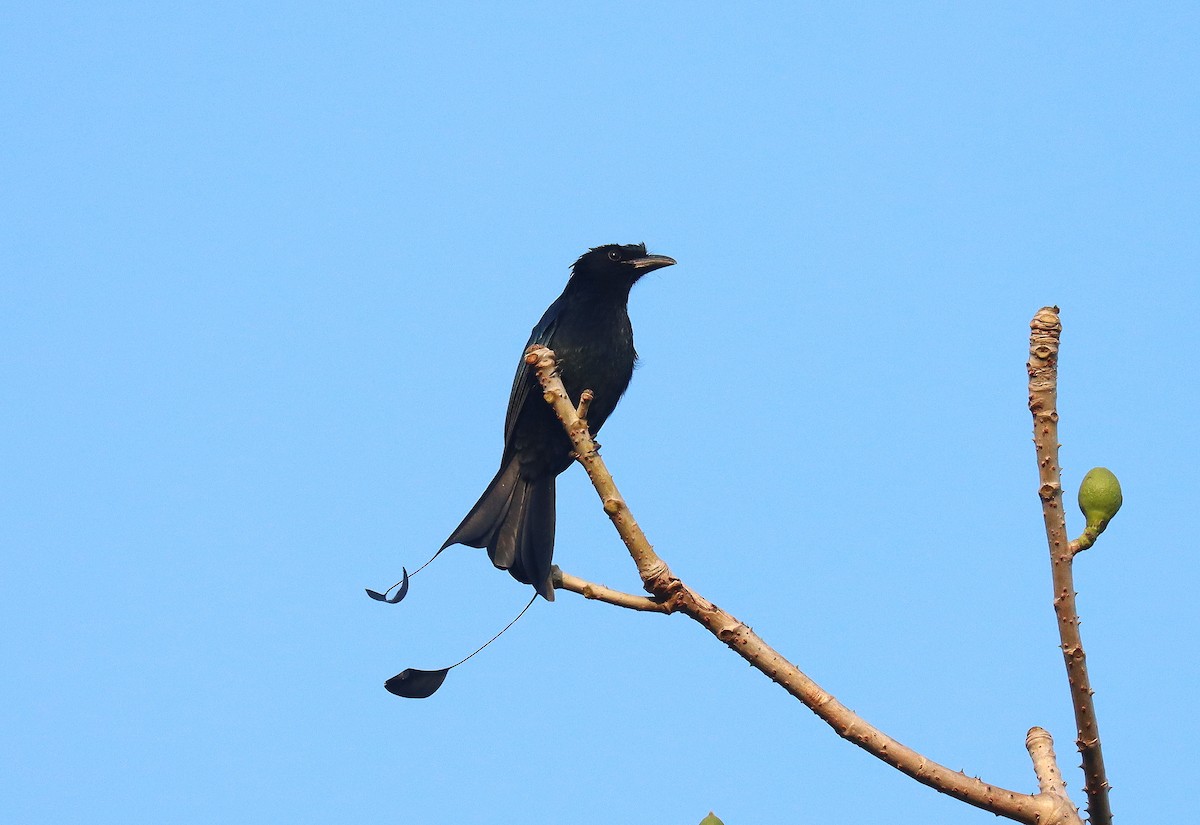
[1078, 467, 1123, 533]
[699, 815, 725, 825]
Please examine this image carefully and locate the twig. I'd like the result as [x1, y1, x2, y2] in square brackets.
[1026, 728, 1081, 824]
[1027, 307, 1112, 825]
[552, 566, 671, 613]
[525, 344, 1081, 825]
[1026, 727, 1069, 798]
[1068, 531, 1097, 557]
[575, 389, 593, 421]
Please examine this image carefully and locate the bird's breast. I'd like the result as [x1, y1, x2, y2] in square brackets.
[551, 309, 635, 432]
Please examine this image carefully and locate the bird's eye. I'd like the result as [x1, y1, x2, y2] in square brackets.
[607, 250, 621, 261]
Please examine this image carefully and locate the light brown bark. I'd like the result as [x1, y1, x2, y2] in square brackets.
[525, 342, 1084, 825]
[1027, 307, 1112, 825]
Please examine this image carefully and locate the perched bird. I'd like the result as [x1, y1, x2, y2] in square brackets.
[441, 243, 676, 600]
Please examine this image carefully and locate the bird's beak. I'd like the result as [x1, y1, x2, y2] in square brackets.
[627, 254, 677, 273]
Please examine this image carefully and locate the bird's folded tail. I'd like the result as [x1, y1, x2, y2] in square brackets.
[442, 458, 557, 600]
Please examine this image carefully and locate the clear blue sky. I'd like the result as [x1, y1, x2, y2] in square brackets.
[3, 3, 1196, 823]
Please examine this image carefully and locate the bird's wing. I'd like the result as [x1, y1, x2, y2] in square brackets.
[502, 293, 565, 448]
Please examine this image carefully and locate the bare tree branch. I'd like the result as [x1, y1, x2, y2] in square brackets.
[1027, 307, 1112, 825]
[1026, 728, 1082, 825]
[1026, 727, 1069, 798]
[551, 566, 671, 613]
[575, 388, 593, 421]
[526, 344, 1081, 825]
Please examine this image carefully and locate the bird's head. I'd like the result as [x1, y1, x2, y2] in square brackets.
[570, 243, 676, 289]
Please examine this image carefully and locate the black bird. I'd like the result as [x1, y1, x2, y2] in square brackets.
[441, 243, 676, 600]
